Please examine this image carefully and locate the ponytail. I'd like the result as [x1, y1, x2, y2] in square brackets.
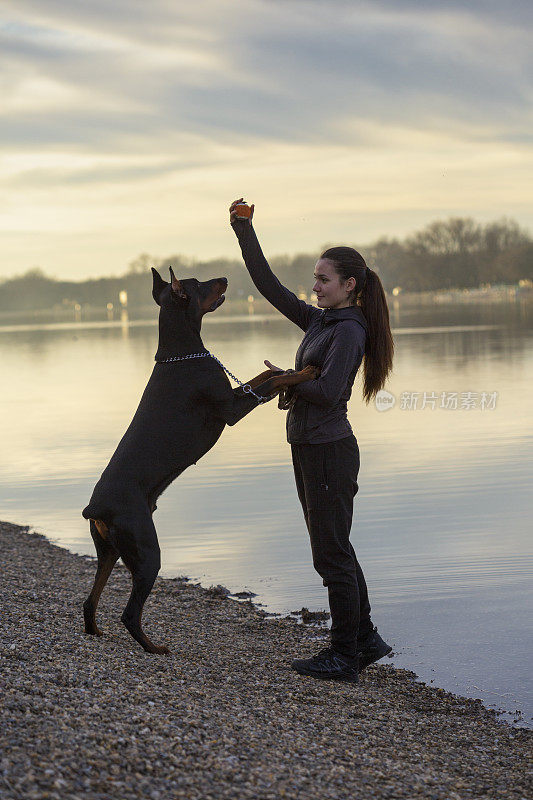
[358, 267, 394, 404]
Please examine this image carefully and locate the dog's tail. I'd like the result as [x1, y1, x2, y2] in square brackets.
[82, 503, 96, 521]
[83, 503, 110, 539]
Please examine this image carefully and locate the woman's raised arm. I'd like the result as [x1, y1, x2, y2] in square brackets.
[229, 199, 320, 332]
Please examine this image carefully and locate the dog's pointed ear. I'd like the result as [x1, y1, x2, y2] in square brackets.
[151, 267, 168, 306]
[169, 266, 190, 307]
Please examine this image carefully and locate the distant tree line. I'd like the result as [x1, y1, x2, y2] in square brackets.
[366, 216, 532, 291]
[0, 216, 531, 312]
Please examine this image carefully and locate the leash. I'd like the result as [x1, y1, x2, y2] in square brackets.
[155, 351, 272, 404]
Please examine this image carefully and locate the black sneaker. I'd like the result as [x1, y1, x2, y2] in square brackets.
[356, 626, 392, 671]
[291, 647, 359, 683]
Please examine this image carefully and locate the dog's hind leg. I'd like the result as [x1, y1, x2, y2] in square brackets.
[111, 512, 169, 655]
[83, 520, 119, 636]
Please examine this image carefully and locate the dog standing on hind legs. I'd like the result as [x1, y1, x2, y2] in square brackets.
[82, 266, 319, 654]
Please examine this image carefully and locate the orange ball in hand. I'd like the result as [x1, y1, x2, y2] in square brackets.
[234, 203, 252, 219]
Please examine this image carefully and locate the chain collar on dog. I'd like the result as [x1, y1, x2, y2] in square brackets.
[155, 350, 271, 404]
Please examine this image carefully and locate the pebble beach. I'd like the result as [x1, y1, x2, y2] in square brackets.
[1, 520, 531, 800]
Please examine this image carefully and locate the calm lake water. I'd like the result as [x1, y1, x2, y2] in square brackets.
[0, 300, 531, 727]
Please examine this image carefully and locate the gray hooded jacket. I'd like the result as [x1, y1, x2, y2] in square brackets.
[231, 219, 367, 444]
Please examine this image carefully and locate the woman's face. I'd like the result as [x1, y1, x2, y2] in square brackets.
[313, 259, 355, 309]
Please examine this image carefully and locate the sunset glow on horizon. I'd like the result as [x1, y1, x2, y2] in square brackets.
[1, 1, 531, 280]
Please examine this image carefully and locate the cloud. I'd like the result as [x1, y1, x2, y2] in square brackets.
[0, 1, 531, 278]
[2, 0, 531, 146]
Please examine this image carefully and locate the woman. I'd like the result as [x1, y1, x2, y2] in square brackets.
[229, 198, 394, 683]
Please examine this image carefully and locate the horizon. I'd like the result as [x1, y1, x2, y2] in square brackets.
[1, 212, 530, 284]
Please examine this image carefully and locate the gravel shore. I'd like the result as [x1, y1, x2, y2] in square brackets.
[1, 520, 531, 800]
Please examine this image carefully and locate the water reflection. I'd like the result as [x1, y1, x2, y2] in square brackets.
[0, 302, 531, 727]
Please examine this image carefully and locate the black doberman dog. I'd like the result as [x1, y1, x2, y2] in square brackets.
[82, 267, 318, 654]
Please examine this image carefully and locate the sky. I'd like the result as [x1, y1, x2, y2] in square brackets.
[1, 0, 532, 280]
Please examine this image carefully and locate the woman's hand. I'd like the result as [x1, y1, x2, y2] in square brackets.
[264, 359, 284, 372]
[229, 197, 255, 224]
[265, 359, 320, 377]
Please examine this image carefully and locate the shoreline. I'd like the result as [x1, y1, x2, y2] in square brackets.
[1, 520, 531, 800]
[0, 284, 531, 329]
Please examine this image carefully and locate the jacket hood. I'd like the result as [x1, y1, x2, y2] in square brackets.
[320, 305, 368, 332]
